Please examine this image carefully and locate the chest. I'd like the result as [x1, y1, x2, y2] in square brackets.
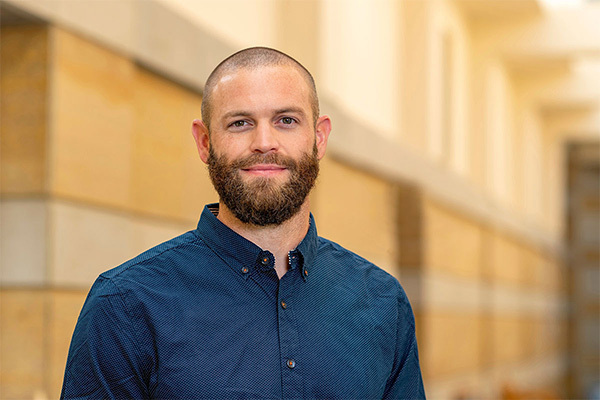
[143, 275, 397, 399]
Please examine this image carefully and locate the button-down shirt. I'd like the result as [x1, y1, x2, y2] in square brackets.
[61, 204, 425, 399]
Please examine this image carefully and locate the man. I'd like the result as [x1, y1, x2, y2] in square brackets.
[61, 47, 425, 399]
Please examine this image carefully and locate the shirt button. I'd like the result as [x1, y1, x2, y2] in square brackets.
[280, 301, 287, 309]
[303, 269, 308, 276]
[241, 267, 248, 274]
[286, 359, 296, 369]
[261, 257, 269, 265]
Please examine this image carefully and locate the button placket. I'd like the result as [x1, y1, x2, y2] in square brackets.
[277, 273, 302, 398]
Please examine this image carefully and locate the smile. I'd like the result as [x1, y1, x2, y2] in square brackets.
[241, 164, 288, 176]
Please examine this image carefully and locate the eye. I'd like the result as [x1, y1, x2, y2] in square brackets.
[231, 120, 247, 127]
[228, 120, 252, 131]
[280, 117, 297, 125]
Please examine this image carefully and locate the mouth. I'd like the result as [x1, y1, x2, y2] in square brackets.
[240, 164, 288, 177]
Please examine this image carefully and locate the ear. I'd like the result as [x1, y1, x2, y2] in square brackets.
[315, 115, 331, 160]
[192, 119, 210, 164]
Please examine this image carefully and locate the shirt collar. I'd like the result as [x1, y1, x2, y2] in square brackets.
[195, 203, 318, 280]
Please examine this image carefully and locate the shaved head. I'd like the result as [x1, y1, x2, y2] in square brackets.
[201, 47, 319, 130]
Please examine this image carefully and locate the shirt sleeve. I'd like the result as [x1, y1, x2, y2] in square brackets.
[61, 276, 149, 399]
[382, 286, 426, 400]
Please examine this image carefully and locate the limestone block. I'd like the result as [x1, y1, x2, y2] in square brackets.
[49, 28, 135, 208]
[490, 315, 527, 364]
[47, 289, 88, 400]
[49, 200, 134, 287]
[423, 197, 484, 278]
[131, 68, 206, 221]
[311, 158, 398, 275]
[396, 184, 424, 268]
[0, 25, 48, 194]
[0, 290, 46, 399]
[540, 257, 566, 294]
[49, 200, 188, 288]
[181, 147, 217, 220]
[488, 232, 524, 286]
[520, 246, 543, 287]
[0, 199, 46, 285]
[420, 311, 483, 378]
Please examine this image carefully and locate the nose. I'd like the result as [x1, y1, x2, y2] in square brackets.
[251, 122, 279, 154]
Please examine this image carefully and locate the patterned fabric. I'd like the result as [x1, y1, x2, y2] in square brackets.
[61, 204, 425, 399]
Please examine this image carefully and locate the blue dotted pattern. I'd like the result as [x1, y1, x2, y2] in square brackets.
[61, 204, 425, 399]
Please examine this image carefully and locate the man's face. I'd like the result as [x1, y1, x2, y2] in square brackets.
[197, 65, 330, 226]
[207, 143, 319, 226]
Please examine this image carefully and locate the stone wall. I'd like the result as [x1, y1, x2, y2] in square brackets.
[0, 21, 574, 400]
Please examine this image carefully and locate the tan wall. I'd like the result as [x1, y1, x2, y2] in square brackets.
[48, 28, 211, 221]
[1, 25, 48, 194]
[0, 24, 208, 398]
[0, 4, 587, 398]
[311, 158, 399, 276]
[0, 288, 87, 399]
[404, 194, 568, 398]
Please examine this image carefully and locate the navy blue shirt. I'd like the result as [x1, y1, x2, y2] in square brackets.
[62, 204, 425, 399]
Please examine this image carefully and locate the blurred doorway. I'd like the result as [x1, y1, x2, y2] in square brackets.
[567, 142, 600, 399]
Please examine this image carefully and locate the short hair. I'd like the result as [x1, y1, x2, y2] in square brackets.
[201, 47, 319, 130]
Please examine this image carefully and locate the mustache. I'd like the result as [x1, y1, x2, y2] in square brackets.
[228, 153, 298, 170]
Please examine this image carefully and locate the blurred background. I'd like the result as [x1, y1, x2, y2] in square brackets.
[1, 0, 598, 398]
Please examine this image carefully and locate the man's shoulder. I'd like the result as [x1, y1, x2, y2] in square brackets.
[99, 229, 203, 281]
[316, 236, 402, 293]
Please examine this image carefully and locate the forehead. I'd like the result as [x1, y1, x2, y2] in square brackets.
[210, 65, 312, 117]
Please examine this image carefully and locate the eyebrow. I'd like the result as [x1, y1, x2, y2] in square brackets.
[221, 107, 307, 121]
[274, 107, 306, 117]
[221, 110, 253, 120]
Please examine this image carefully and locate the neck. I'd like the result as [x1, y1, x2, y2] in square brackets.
[217, 201, 311, 279]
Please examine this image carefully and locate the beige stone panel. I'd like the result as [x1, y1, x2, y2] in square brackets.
[491, 315, 528, 364]
[397, 184, 423, 268]
[491, 353, 569, 399]
[403, 270, 484, 313]
[540, 256, 566, 294]
[577, 266, 600, 302]
[0, 25, 48, 194]
[274, 0, 319, 77]
[489, 283, 567, 317]
[520, 245, 543, 287]
[181, 148, 217, 220]
[49, 200, 188, 288]
[397, 184, 423, 240]
[311, 158, 398, 275]
[423, 197, 483, 278]
[425, 371, 498, 400]
[129, 215, 194, 257]
[522, 316, 540, 359]
[49, 27, 134, 209]
[181, 95, 215, 220]
[0, 199, 47, 285]
[420, 311, 482, 379]
[531, 249, 566, 295]
[540, 315, 568, 355]
[49, 200, 133, 287]
[131, 68, 208, 221]
[0, 289, 46, 399]
[488, 231, 524, 286]
[425, 352, 569, 400]
[47, 289, 88, 400]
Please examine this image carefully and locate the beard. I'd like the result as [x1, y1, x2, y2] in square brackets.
[207, 144, 320, 226]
